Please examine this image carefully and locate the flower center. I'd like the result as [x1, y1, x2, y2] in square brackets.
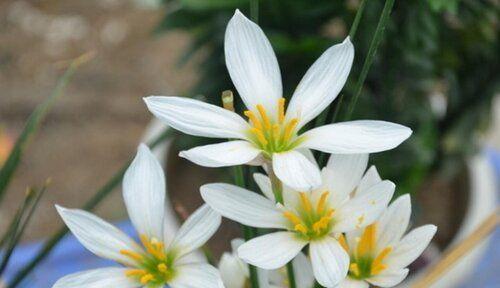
[244, 98, 302, 154]
[283, 191, 335, 240]
[120, 235, 175, 286]
[339, 224, 392, 280]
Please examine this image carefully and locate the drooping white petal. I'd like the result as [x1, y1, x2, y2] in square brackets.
[238, 232, 308, 269]
[253, 173, 275, 201]
[201, 183, 287, 229]
[309, 237, 350, 287]
[272, 151, 322, 191]
[367, 268, 409, 287]
[287, 37, 354, 128]
[123, 144, 165, 241]
[356, 165, 382, 196]
[333, 180, 395, 232]
[219, 253, 248, 288]
[179, 141, 261, 167]
[52, 267, 140, 288]
[170, 204, 221, 259]
[56, 206, 142, 267]
[339, 277, 369, 288]
[169, 263, 224, 288]
[293, 252, 315, 288]
[144, 96, 249, 139]
[376, 195, 411, 250]
[386, 225, 437, 269]
[323, 153, 368, 206]
[301, 120, 412, 153]
[225, 10, 282, 115]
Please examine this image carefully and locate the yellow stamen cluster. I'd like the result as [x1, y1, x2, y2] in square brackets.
[244, 98, 302, 154]
[340, 224, 393, 280]
[283, 192, 335, 239]
[120, 235, 174, 286]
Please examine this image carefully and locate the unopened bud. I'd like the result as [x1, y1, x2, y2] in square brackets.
[221, 90, 235, 112]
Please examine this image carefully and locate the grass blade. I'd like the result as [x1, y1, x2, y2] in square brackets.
[0, 53, 94, 202]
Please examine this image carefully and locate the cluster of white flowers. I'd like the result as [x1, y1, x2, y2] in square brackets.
[53, 10, 435, 288]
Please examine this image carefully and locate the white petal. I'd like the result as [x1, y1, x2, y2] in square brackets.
[367, 268, 409, 287]
[219, 253, 248, 288]
[123, 144, 165, 241]
[301, 120, 412, 153]
[309, 237, 350, 287]
[253, 173, 275, 201]
[293, 252, 315, 288]
[238, 232, 307, 269]
[56, 206, 142, 267]
[287, 37, 354, 128]
[169, 263, 224, 288]
[376, 195, 411, 250]
[144, 96, 248, 139]
[386, 225, 437, 269]
[324, 154, 368, 205]
[272, 151, 321, 191]
[201, 183, 287, 229]
[52, 268, 140, 288]
[333, 180, 395, 232]
[356, 165, 382, 196]
[179, 141, 261, 167]
[225, 10, 282, 114]
[170, 204, 221, 259]
[339, 277, 369, 288]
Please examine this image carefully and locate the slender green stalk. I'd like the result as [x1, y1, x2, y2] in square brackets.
[349, 0, 368, 39]
[7, 129, 174, 288]
[345, 0, 396, 119]
[250, 0, 259, 22]
[0, 53, 94, 202]
[286, 261, 297, 288]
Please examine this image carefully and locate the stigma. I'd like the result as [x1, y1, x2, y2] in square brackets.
[283, 191, 335, 239]
[244, 98, 302, 154]
[120, 235, 174, 285]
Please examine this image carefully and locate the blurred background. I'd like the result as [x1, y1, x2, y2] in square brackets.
[0, 0, 498, 287]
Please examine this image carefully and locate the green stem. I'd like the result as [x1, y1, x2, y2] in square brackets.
[7, 129, 174, 288]
[233, 165, 260, 288]
[345, 0, 396, 120]
[286, 261, 297, 288]
[349, 0, 368, 39]
[250, 0, 259, 22]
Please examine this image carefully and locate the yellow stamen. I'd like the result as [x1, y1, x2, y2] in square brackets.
[371, 247, 392, 275]
[295, 224, 308, 234]
[316, 191, 330, 213]
[158, 263, 168, 273]
[299, 192, 312, 212]
[256, 104, 271, 130]
[283, 118, 299, 142]
[250, 128, 268, 146]
[140, 235, 166, 260]
[349, 263, 360, 277]
[244, 110, 263, 130]
[283, 211, 302, 226]
[140, 273, 155, 284]
[338, 234, 349, 252]
[357, 224, 377, 257]
[125, 269, 146, 277]
[272, 124, 280, 141]
[120, 249, 143, 262]
[278, 98, 285, 124]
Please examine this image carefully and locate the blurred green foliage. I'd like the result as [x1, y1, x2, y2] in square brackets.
[156, 0, 499, 195]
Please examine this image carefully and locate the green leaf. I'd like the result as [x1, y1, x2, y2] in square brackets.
[180, 0, 246, 10]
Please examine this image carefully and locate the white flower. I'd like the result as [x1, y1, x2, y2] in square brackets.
[201, 154, 394, 287]
[53, 144, 223, 288]
[338, 195, 437, 288]
[219, 239, 314, 288]
[144, 10, 412, 191]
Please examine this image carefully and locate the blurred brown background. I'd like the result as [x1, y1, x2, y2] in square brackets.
[0, 0, 201, 241]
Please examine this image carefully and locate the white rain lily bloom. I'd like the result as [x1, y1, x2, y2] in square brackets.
[144, 10, 412, 191]
[219, 239, 314, 288]
[338, 195, 437, 288]
[201, 154, 394, 287]
[53, 144, 223, 288]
